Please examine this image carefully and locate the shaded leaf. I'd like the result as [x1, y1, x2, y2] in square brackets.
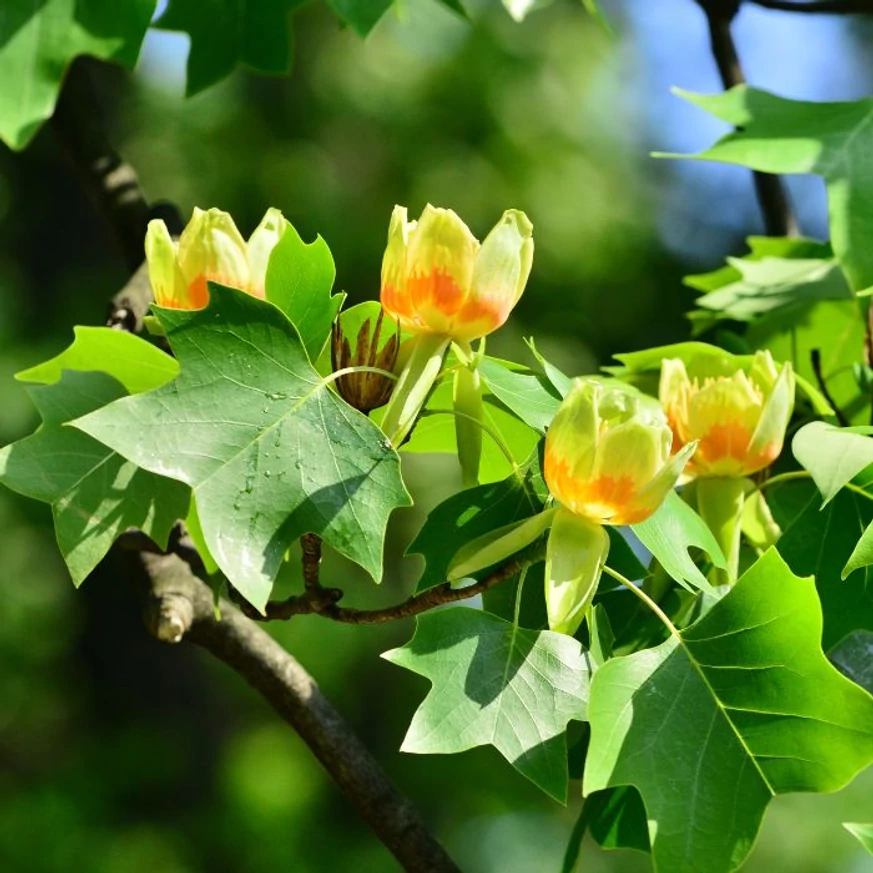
[409, 449, 545, 592]
[771, 481, 873, 650]
[74, 285, 410, 611]
[324, 0, 393, 35]
[383, 607, 592, 801]
[0, 0, 155, 149]
[830, 630, 873, 695]
[0, 371, 189, 584]
[584, 549, 873, 873]
[156, 0, 301, 95]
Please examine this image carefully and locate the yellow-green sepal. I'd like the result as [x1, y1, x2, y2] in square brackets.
[696, 476, 747, 585]
[453, 361, 483, 488]
[447, 507, 557, 584]
[545, 507, 610, 636]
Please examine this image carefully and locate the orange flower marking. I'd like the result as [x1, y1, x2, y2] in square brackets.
[379, 205, 533, 343]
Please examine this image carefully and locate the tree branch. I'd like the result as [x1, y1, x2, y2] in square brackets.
[258, 558, 525, 623]
[811, 348, 850, 426]
[750, 0, 873, 12]
[695, 0, 800, 237]
[54, 59, 465, 873]
[139, 552, 462, 873]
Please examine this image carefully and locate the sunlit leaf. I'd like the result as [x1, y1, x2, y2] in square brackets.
[0, 0, 155, 149]
[73, 285, 410, 611]
[793, 422, 873, 505]
[584, 549, 873, 873]
[844, 822, 873, 854]
[383, 606, 592, 801]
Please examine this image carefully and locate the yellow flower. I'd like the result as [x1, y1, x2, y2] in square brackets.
[145, 207, 289, 309]
[543, 380, 695, 636]
[659, 350, 794, 479]
[544, 379, 695, 526]
[380, 204, 533, 343]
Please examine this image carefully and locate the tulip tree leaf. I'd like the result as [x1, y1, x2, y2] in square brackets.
[382, 606, 592, 802]
[630, 491, 724, 593]
[478, 357, 562, 433]
[0, 0, 155, 150]
[265, 225, 344, 363]
[73, 285, 411, 612]
[793, 422, 873, 505]
[772, 481, 873, 650]
[409, 455, 545, 592]
[0, 370, 190, 585]
[665, 86, 873, 292]
[688, 255, 851, 332]
[584, 549, 873, 873]
[324, 0, 394, 34]
[844, 823, 873, 854]
[156, 0, 301, 95]
[15, 326, 180, 393]
[830, 631, 873, 695]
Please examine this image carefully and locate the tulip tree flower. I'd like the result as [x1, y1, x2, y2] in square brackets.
[659, 349, 795, 585]
[379, 205, 534, 478]
[145, 207, 290, 310]
[543, 380, 696, 636]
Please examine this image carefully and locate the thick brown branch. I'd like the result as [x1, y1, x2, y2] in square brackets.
[261, 558, 525, 623]
[750, 0, 873, 12]
[139, 552, 462, 873]
[695, 0, 800, 237]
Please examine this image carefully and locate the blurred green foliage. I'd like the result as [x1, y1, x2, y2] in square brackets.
[1, 1, 872, 871]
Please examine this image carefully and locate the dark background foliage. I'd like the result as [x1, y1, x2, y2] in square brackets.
[1, 1, 872, 870]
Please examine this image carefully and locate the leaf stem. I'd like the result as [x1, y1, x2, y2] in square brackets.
[602, 565, 679, 638]
[513, 564, 530, 628]
[756, 469, 873, 502]
[322, 365, 398, 387]
[421, 407, 519, 473]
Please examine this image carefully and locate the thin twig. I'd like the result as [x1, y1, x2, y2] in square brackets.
[139, 552, 462, 873]
[695, 0, 800, 237]
[750, 0, 873, 12]
[260, 558, 525, 623]
[811, 348, 850, 426]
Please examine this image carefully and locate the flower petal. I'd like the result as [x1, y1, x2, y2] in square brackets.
[145, 219, 189, 309]
[247, 207, 290, 297]
[177, 207, 250, 301]
[746, 360, 794, 472]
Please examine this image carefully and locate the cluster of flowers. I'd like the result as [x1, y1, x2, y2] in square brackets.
[146, 205, 794, 635]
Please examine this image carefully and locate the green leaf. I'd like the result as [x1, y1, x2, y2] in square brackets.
[382, 606, 592, 802]
[156, 0, 301, 95]
[689, 256, 851, 331]
[0, 0, 155, 149]
[0, 371, 189, 584]
[630, 490, 724, 592]
[830, 631, 873, 695]
[73, 285, 411, 612]
[265, 225, 344, 363]
[665, 86, 873, 292]
[773, 481, 873, 650]
[844, 823, 873, 854]
[584, 549, 873, 873]
[324, 0, 393, 35]
[586, 786, 650, 854]
[844, 519, 873, 579]
[525, 338, 572, 397]
[604, 527, 648, 583]
[409, 450, 545, 592]
[16, 325, 179, 393]
[477, 356, 562, 433]
[793, 422, 873, 505]
[684, 236, 833, 294]
[401, 380, 541, 484]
